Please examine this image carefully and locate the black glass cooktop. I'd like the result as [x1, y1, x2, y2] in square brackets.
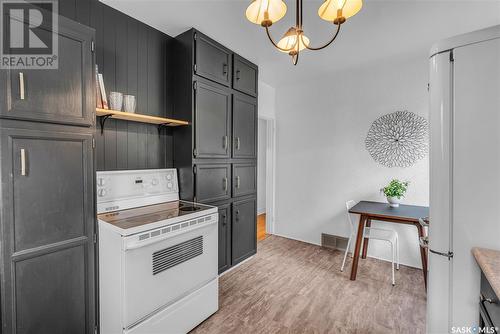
[97, 200, 213, 230]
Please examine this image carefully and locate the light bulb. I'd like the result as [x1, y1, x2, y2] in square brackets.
[277, 27, 310, 53]
[246, 0, 287, 27]
[318, 0, 362, 22]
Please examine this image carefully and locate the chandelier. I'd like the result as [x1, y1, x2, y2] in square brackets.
[245, 0, 362, 65]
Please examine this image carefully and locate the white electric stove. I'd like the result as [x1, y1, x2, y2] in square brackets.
[97, 169, 218, 334]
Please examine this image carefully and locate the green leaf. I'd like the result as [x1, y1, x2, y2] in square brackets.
[381, 179, 409, 198]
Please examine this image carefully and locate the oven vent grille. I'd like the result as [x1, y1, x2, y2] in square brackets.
[152, 236, 203, 275]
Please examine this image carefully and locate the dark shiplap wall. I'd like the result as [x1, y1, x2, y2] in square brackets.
[57, 0, 173, 170]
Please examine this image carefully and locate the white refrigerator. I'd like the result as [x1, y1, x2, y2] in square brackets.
[427, 25, 500, 333]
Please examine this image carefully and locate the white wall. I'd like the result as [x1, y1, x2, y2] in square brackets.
[274, 54, 429, 268]
[258, 81, 276, 119]
[257, 119, 267, 214]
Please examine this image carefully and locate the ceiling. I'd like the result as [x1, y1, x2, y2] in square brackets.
[101, 0, 500, 85]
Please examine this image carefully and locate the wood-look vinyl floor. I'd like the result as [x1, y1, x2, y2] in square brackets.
[191, 235, 426, 334]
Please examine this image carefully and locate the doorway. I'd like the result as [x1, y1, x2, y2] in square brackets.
[257, 117, 275, 241]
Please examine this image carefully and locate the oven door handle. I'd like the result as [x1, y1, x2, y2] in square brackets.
[125, 234, 172, 251]
[124, 220, 217, 251]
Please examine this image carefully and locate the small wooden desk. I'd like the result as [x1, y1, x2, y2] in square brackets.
[348, 201, 429, 287]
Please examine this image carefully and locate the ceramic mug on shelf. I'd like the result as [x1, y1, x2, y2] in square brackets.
[109, 92, 123, 111]
[123, 95, 136, 113]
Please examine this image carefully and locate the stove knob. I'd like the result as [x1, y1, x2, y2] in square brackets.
[97, 178, 105, 186]
[167, 182, 173, 189]
[166, 174, 172, 181]
[152, 178, 159, 186]
[98, 189, 107, 197]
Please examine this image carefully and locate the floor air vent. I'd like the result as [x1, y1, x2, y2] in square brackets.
[321, 233, 349, 251]
[152, 236, 203, 275]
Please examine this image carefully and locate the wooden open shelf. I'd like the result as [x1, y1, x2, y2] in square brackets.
[96, 108, 189, 126]
[96, 108, 189, 134]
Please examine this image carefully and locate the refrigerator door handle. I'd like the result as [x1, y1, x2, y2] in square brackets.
[429, 249, 454, 259]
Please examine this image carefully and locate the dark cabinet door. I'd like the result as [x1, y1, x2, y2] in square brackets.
[0, 15, 95, 126]
[217, 203, 231, 274]
[481, 273, 500, 327]
[232, 164, 257, 198]
[0, 127, 95, 334]
[232, 198, 257, 265]
[194, 164, 231, 203]
[195, 32, 231, 86]
[232, 94, 257, 159]
[194, 81, 231, 158]
[233, 55, 258, 97]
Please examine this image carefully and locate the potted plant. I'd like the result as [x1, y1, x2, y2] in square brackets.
[381, 179, 409, 208]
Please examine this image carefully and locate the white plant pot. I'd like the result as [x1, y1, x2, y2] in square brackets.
[387, 196, 401, 208]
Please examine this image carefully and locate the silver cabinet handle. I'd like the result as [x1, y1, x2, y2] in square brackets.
[222, 136, 228, 150]
[235, 137, 240, 150]
[484, 298, 495, 304]
[236, 176, 240, 189]
[221, 214, 227, 226]
[223, 177, 228, 191]
[236, 69, 241, 80]
[20, 149, 26, 176]
[19, 72, 25, 100]
[481, 295, 496, 304]
[222, 63, 228, 76]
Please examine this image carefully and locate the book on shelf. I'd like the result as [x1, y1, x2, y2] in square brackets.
[98, 73, 108, 109]
[95, 65, 103, 108]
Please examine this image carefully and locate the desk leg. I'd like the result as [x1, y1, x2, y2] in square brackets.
[350, 215, 367, 281]
[361, 219, 371, 259]
[416, 223, 428, 289]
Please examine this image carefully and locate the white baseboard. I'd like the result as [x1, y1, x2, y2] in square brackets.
[270, 232, 321, 247]
[270, 232, 421, 270]
[366, 253, 421, 270]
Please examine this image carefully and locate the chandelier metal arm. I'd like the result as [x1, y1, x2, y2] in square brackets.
[292, 50, 299, 65]
[297, 0, 302, 29]
[302, 23, 342, 51]
[264, 25, 297, 52]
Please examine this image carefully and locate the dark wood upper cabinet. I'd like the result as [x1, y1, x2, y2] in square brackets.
[195, 32, 231, 87]
[171, 28, 258, 274]
[232, 163, 257, 198]
[232, 198, 257, 265]
[194, 164, 231, 203]
[0, 16, 95, 127]
[232, 94, 257, 159]
[233, 55, 258, 97]
[194, 80, 231, 158]
[0, 125, 95, 334]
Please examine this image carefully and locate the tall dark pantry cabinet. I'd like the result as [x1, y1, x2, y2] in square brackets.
[172, 29, 258, 274]
[0, 15, 96, 334]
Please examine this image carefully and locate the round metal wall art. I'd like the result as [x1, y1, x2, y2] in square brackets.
[365, 110, 428, 168]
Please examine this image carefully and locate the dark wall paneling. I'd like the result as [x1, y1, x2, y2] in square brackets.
[57, 0, 173, 171]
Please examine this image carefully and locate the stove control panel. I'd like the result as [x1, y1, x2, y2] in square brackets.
[96, 169, 179, 213]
